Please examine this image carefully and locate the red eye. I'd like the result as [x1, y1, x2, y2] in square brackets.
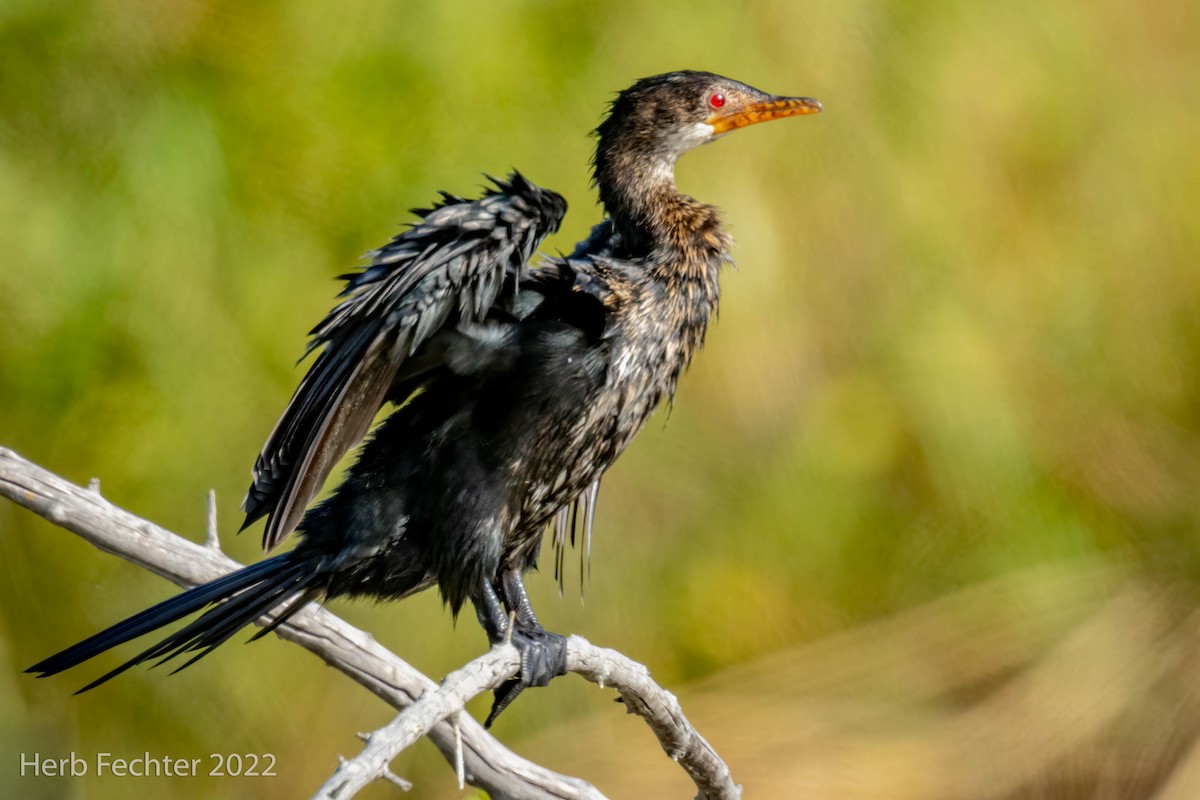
[708, 93, 726, 109]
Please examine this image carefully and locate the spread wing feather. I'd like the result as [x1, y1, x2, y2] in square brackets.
[241, 172, 567, 551]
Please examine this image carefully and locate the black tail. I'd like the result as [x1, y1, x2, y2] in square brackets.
[27, 553, 319, 692]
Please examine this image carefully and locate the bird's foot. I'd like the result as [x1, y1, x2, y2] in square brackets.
[485, 626, 568, 728]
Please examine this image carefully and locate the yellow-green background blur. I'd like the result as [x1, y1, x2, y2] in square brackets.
[2, 1, 1198, 798]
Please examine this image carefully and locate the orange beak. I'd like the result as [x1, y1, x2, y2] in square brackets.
[707, 95, 823, 134]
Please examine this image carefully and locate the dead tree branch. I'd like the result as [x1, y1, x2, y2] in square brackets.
[316, 636, 739, 800]
[0, 446, 738, 799]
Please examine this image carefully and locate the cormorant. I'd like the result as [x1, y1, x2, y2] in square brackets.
[28, 71, 821, 725]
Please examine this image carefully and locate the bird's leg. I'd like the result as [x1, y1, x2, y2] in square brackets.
[501, 568, 544, 634]
[474, 577, 510, 643]
[477, 569, 568, 728]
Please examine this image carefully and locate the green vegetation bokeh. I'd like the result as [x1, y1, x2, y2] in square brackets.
[2, 0, 1198, 797]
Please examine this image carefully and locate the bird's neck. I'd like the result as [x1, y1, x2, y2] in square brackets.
[594, 156, 731, 272]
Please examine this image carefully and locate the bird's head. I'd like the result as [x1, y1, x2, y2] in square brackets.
[593, 71, 821, 219]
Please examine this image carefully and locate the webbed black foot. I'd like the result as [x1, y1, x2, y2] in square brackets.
[485, 626, 568, 728]
[473, 570, 569, 727]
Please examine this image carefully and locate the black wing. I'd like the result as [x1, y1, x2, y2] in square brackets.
[241, 172, 567, 551]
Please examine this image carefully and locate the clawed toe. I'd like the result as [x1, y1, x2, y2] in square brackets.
[484, 628, 567, 727]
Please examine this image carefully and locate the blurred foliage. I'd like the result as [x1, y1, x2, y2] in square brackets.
[1, 0, 1198, 797]
[531, 564, 1200, 799]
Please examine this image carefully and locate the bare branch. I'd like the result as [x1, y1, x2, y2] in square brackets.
[205, 488, 221, 551]
[317, 638, 741, 800]
[569, 640, 740, 800]
[1, 447, 738, 799]
[316, 643, 522, 798]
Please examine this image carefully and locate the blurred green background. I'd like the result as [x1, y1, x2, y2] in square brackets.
[2, 0, 1199, 798]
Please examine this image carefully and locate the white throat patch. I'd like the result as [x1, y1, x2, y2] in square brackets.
[666, 122, 717, 155]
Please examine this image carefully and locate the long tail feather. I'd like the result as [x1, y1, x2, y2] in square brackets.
[26, 553, 317, 690]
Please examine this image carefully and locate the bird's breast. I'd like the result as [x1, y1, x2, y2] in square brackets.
[513, 269, 720, 526]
